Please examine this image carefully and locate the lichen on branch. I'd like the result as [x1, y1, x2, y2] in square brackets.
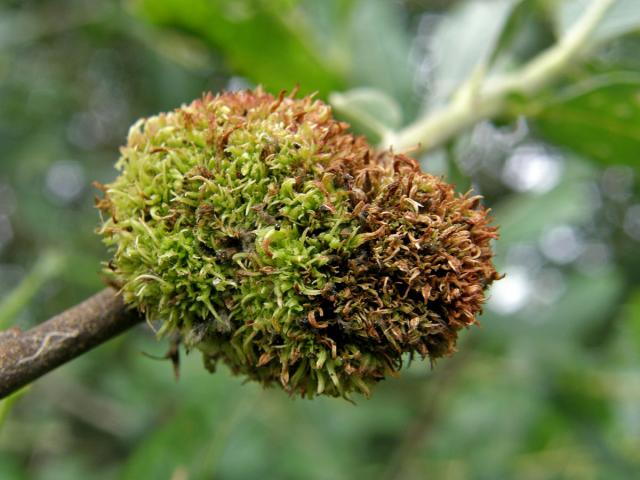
[97, 88, 499, 399]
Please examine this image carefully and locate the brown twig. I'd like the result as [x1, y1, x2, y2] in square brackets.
[0, 288, 142, 399]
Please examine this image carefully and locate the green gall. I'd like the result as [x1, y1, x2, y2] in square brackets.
[97, 88, 500, 399]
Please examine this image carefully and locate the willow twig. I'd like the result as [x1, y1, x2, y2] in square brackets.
[381, 0, 615, 154]
[0, 288, 142, 399]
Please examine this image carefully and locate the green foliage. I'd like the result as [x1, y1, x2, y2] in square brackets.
[345, 0, 415, 112]
[131, 0, 418, 111]
[528, 73, 640, 171]
[98, 89, 498, 398]
[421, 0, 518, 108]
[129, 0, 344, 95]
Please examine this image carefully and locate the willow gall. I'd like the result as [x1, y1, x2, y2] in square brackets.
[96, 88, 500, 399]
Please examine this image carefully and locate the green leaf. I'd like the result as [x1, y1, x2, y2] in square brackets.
[421, 0, 519, 108]
[526, 73, 640, 170]
[555, 0, 640, 47]
[129, 0, 344, 96]
[329, 87, 402, 141]
[345, 0, 414, 113]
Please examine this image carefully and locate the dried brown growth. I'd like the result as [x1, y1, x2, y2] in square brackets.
[333, 153, 499, 366]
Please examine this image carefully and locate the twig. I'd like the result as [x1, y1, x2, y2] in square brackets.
[0, 288, 142, 399]
[381, 0, 615, 154]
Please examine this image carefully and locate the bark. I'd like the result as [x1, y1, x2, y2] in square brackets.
[0, 288, 142, 399]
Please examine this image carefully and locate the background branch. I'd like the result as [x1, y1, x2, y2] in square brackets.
[381, 0, 615, 154]
[0, 288, 142, 399]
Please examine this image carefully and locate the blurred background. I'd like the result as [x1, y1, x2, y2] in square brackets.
[1, 0, 640, 478]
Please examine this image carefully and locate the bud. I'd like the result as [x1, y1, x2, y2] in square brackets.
[97, 88, 500, 399]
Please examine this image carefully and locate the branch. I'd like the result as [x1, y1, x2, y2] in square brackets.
[381, 0, 615, 154]
[0, 288, 142, 399]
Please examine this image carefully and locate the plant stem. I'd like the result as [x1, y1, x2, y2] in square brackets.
[0, 288, 142, 399]
[381, 0, 615, 154]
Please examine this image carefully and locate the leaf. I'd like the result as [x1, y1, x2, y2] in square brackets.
[132, 28, 216, 72]
[329, 87, 402, 141]
[345, 0, 415, 113]
[421, 0, 519, 108]
[130, 0, 344, 96]
[555, 0, 640, 47]
[526, 73, 640, 171]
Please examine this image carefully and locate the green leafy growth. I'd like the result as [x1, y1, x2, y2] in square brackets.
[98, 89, 499, 399]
